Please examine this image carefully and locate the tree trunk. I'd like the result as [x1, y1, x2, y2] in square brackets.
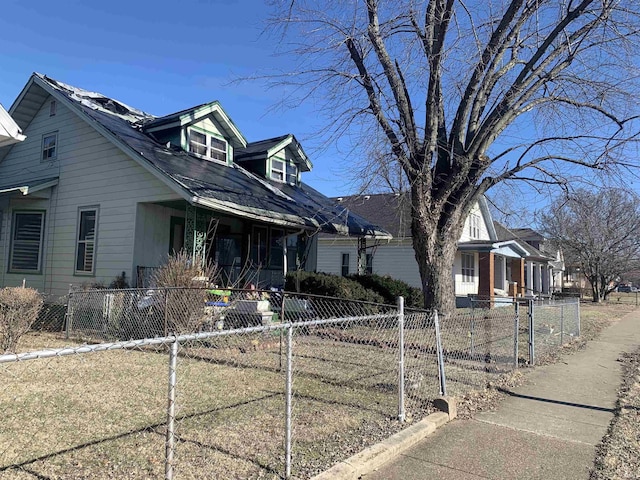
[410, 186, 466, 314]
[412, 233, 458, 313]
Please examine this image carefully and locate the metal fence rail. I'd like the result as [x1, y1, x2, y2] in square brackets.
[0, 289, 582, 479]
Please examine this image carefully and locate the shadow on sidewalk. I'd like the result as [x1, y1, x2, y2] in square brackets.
[496, 387, 615, 412]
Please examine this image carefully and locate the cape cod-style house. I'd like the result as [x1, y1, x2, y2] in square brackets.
[0, 73, 389, 296]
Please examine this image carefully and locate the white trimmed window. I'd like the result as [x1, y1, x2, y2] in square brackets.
[188, 129, 227, 163]
[271, 160, 298, 184]
[271, 159, 285, 182]
[468, 214, 481, 239]
[75, 207, 98, 274]
[286, 163, 298, 184]
[9, 211, 45, 273]
[461, 253, 475, 283]
[42, 132, 58, 162]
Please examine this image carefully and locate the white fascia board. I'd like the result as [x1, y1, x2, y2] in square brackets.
[478, 195, 498, 240]
[493, 240, 530, 257]
[0, 104, 26, 145]
[0, 178, 58, 196]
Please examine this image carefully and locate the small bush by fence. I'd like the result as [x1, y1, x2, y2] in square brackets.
[0, 289, 581, 478]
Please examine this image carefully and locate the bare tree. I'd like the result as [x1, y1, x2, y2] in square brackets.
[266, 0, 640, 311]
[539, 188, 640, 302]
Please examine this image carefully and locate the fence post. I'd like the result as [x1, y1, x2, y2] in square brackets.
[279, 293, 286, 372]
[64, 284, 73, 339]
[560, 304, 564, 346]
[284, 326, 293, 479]
[165, 338, 178, 480]
[397, 296, 405, 422]
[514, 302, 519, 369]
[528, 299, 535, 366]
[164, 291, 170, 337]
[433, 310, 447, 397]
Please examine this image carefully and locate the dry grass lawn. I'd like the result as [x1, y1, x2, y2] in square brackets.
[0, 329, 433, 479]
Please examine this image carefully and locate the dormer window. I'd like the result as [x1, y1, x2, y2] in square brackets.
[188, 129, 227, 163]
[271, 159, 298, 184]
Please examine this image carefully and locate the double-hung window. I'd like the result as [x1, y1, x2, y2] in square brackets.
[188, 129, 227, 163]
[271, 160, 285, 182]
[75, 207, 98, 274]
[286, 163, 298, 184]
[271, 160, 298, 184]
[42, 132, 58, 162]
[9, 211, 45, 273]
[461, 253, 475, 283]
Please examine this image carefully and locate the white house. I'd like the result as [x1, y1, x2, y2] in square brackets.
[0, 73, 388, 297]
[312, 193, 531, 306]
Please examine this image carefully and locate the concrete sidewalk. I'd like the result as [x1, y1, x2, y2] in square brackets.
[363, 309, 640, 480]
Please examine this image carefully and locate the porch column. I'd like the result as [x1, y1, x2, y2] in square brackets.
[511, 258, 525, 296]
[478, 251, 495, 304]
[535, 263, 543, 294]
[526, 261, 534, 296]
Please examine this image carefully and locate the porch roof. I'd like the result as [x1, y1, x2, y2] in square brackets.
[32, 74, 390, 239]
[458, 239, 530, 258]
[0, 177, 58, 196]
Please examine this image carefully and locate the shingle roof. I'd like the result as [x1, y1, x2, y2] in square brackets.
[36, 74, 389, 238]
[331, 193, 412, 238]
[235, 135, 290, 158]
[493, 221, 554, 260]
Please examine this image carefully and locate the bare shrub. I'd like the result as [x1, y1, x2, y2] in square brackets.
[151, 251, 218, 288]
[151, 252, 219, 334]
[0, 287, 44, 353]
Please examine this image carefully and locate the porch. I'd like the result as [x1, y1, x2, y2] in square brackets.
[133, 201, 308, 289]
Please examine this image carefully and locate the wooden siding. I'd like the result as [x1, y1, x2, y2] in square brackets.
[0, 96, 181, 296]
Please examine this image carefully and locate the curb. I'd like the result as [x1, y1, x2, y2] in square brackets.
[312, 405, 455, 480]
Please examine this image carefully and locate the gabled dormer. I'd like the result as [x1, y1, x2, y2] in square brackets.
[142, 101, 247, 167]
[235, 134, 312, 186]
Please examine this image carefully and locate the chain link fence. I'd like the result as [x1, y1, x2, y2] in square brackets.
[0, 289, 582, 479]
[529, 300, 581, 364]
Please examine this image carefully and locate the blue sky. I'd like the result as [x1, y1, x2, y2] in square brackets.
[0, 0, 350, 196]
[2, 0, 635, 226]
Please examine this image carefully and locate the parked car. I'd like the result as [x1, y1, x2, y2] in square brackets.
[617, 285, 633, 293]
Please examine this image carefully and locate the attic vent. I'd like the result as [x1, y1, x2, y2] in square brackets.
[364, 195, 371, 200]
[91, 97, 131, 116]
[337, 197, 343, 202]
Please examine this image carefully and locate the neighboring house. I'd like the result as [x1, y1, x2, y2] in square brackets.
[494, 225, 565, 297]
[312, 193, 530, 306]
[0, 73, 389, 296]
[0, 103, 25, 147]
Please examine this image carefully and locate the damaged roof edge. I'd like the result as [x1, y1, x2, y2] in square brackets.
[31, 75, 196, 206]
[193, 196, 391, 238]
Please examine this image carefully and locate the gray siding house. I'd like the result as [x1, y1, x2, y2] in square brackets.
[0, 73, 388, 297]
